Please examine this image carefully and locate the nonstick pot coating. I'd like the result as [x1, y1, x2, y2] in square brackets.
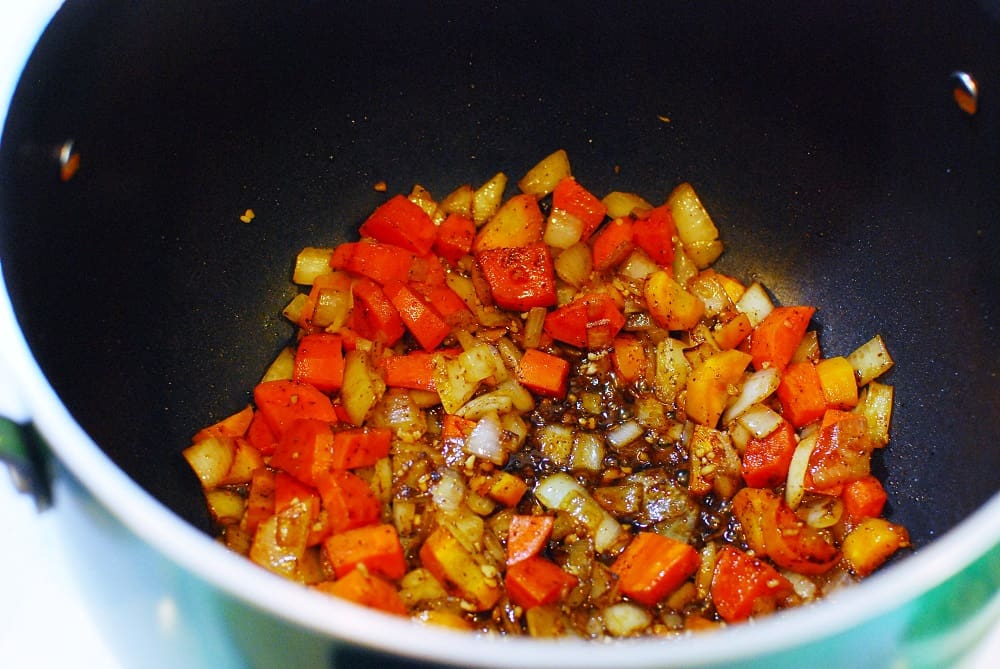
[1, 1, 998, 546]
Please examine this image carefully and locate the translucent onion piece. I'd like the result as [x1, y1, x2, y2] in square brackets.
[465, 413, 506, 465]
[735, 403, 784, 440]
[431, 468, 467, 512]
[603, 603, 652, 637]
[544, 209, 585, 249]
[722, 367, 780, 424]
[848, 334, 895, 386]
[570, 432, 606, 472]
[606, 420, 644, 449]
[785, 432, 818, 510]
[535, 473, 622, 552]
[554, 242, 593, 288]
[798, 495, 844, 529]
[735, 281, 774, 328]
[618, 249, 659, 281]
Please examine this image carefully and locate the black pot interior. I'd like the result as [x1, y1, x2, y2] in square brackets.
[1, 0, 998, 546]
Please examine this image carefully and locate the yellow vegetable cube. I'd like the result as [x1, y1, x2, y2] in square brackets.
[842, 517, 910, 576]
[816, 356, 859, 409]
[644, 270, 705, 331]
[419, 526, 501, 611]
[685, 349, 752, 428]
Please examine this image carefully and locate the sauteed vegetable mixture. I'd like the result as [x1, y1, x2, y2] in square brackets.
[184, 150, 908, 637]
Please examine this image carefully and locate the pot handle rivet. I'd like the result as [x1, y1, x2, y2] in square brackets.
[950, 71, 979, 115]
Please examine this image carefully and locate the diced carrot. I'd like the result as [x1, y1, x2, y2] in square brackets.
[611, 336, 647, 382]
[382, 280, 452, 351]
[253, 379, 339, 438]
[505, 556, 578, 610]
[323, 523, 407, 579]
[193, 405, 254, 442]
[775, 361, 827, 428]
[631, 204, 676, 266]
[544, 292, 625, 349]
[516, 349, 570, 399]
[246, 410, 278, 456]
[610, 532, 700, 606]
[330, 240, 415, 286]
[269, 418, 335, 487]
[475, 243, 557, 311]
[422, 284, 474, 329]
[821, 408, 856, 429]
[710, 546, 793, 623]
[842, 475, 888, 520]
[330, 427, 392, 469]
[242, 467, 276, 535]
[749, 305, 816, 372]
[741, 419, 797, 488]
[713, 312, 754, 350]
[273, 470, 320, 513]
[315, 570, 407, 616]
[359, 194, 437, 255]
[381, 351, 439, 392]
[731, 487, 840, 575]
[434, 212, 476, 264]
[807, 410, 873, 490]
[590, 217, 635, 271]
[349, 277, 405, 345]
[815, 356, 859, 409]
[507, 515, 555, 565]
[273, 471, 327, 546]
[408, 253, 448, 290]
[315, 469, 381, 533]
[293, 333, 345, 393]
[551, 176, 607, 241]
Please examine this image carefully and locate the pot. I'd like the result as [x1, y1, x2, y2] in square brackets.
[1, 1, 998, 667]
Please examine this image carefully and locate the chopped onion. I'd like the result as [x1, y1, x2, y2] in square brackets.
[603, 603, 652, 637]
[536, 423, 575, 466]
[570, 431, 606, 472]
[606, 420, 644, 449]
[728, 420, 751, 453]
[465, 413, 507, 465]
[292, 246, 334, 285]
[535, 473, 623, 552]
[735, 403, 784, 440]
[848, 334, 894, 386]
[783, 570, 818, 601]
[735, 281, 774, 328]
[722, 367, 780, 424]
[544, 209, 585, 249]
[785, 432, 817, 510]
[554, 242, 593, 288]
[618, 249, 659, 281]
[431, 468, 466, 512]
[798, 495, 844, 529]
